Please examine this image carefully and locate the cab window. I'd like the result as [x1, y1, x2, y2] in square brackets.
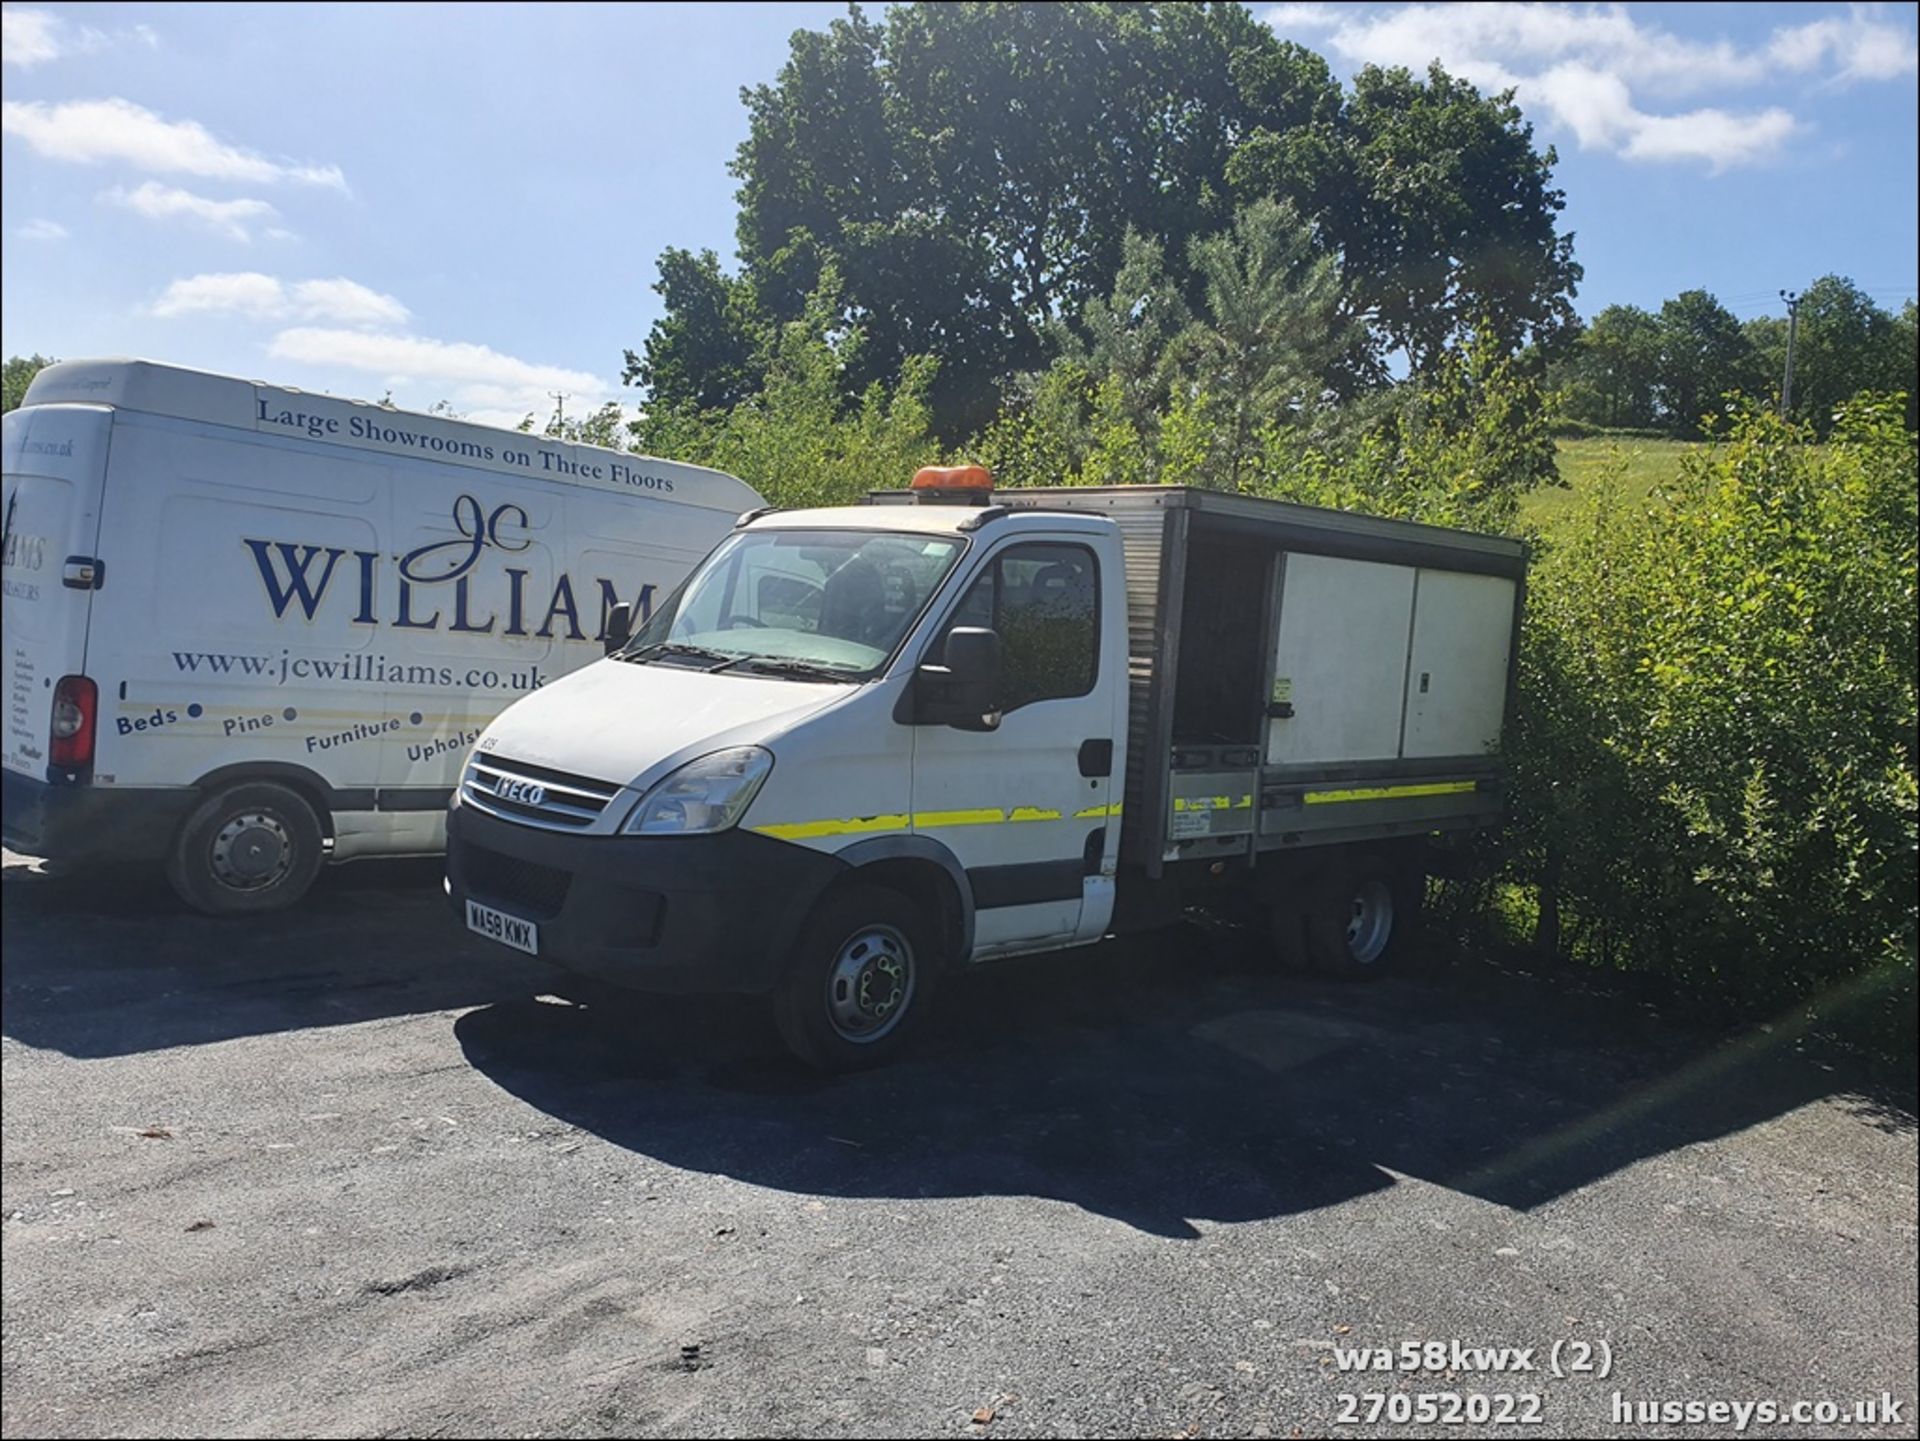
[938, 542, 1098, 712]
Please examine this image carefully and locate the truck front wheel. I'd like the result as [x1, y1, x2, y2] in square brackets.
[1301, 848, 1420, 978]
[773, 883, 942, 1071]
[166, 781, 324, 916]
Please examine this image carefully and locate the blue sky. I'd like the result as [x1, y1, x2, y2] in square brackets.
[3, 2, 1915, 426]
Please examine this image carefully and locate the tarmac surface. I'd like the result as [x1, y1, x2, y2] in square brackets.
[3, 849, 1915, 1438]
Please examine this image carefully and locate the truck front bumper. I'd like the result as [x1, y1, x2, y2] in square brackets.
[446, 802, 845, 996]
[2, 768, 196, 863]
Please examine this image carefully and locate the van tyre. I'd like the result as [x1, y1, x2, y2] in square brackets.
[167, 782, 324, 916]
[1303, 849, 1419, 979]
[773, 883, 941, 1072]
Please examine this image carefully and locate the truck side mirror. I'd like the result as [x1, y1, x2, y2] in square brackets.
[916, 626, 1001, 731]
[603, 602, 633, 656]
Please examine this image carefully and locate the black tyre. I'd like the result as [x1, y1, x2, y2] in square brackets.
[772, 883, 941, 1071]
[166, 781, 325, 916]
[1302, 848, 1420, 979]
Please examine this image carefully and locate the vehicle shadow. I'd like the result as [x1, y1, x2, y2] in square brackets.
[0, 855, 549, 1058]
[454, 927, 1911, 1238]
[9, 852, 1907, 1239]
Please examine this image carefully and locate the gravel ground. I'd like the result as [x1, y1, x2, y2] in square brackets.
[3, 849, 1915, 1440]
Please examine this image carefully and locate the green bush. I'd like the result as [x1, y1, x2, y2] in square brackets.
[1509, 396, 1917, 1034]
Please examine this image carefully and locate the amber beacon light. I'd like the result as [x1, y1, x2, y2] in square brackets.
[909, 464, 994, 504]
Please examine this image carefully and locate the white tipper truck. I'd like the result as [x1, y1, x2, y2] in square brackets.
[448, 466, 1527, 1069]
[2, 359, 761, 913]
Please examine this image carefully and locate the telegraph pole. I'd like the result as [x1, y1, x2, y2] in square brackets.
[1778, 290, 1801, 412]
[549, 391, 568, 431]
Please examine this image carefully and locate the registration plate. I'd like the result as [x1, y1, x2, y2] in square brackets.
[466, 898, 538, 956]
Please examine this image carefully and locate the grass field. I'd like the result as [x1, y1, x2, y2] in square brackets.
[1525, 435, 1701, 529]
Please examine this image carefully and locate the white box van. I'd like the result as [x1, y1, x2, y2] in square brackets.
[2, 359, 762, 913]
[447, 471, 1526, 1069]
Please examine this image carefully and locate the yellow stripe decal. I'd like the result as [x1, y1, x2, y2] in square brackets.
[1172, 794, 1254, 812]
[755, 800, 1109, 839]
[752, 812, 909, 841]
[1302, 781, 1478, 805]
[911, 808, 1007, 829]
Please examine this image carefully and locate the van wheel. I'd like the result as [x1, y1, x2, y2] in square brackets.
[773, 884, 941, 1072]
[167, 782, 324, 916]
[1302, 849, 1418, 979]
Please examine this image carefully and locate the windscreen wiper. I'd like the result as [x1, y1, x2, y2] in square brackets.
[721, 656, 860, 683]
[619, 641, 739, 669]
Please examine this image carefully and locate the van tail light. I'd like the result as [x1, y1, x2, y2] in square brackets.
[50, 675, 98, 771]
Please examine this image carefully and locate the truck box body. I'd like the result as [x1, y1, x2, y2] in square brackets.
[983, 486, 1525, 875]
[2, 359, 761, 906]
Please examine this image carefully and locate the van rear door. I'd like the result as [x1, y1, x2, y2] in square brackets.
[2, 404, 112, 778]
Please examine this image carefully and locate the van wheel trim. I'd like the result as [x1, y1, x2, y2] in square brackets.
[824, 923, 915, 1043]
[210, 810, 294, 891]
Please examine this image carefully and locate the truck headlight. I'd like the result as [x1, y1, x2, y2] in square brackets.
[623, 747, 773, 835]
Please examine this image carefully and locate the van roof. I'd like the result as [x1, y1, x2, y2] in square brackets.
[18, 357, 764, 512]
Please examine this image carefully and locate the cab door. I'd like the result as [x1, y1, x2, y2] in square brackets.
[910, 537, 1116, 955]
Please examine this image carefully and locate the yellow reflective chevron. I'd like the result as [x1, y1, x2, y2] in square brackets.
[1074, 800, 1122, 819]
[1302, 780, 1478, 805]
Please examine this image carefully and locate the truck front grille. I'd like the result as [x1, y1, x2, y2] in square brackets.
[461, 753, 624, 832]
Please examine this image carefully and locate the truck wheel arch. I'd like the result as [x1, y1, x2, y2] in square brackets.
[829, 835, 973, 967]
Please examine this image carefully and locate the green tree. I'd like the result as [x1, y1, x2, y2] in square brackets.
[1655, 290, 1760, 436]
[976, 203, 1356, 491]
[622, 247, 769, 414]
[1553, 305, 1661, 429]
[3, 354, 56, 412]
[1182, 197, 1351, 489]
[640, 267, 941, 509]
[1247, 61, 1581, 374]
[1787, 275, 1909, 434]
[1742, 313, 1790, 409]
[1893, 300, 1919, 432]
[640, 2, 1579, 441]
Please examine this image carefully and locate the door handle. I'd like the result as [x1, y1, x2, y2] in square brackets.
[1077, 738, 1112, 777]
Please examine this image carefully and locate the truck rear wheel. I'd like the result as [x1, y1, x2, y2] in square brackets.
[166, 781, 324, 916]
[772, 883, 941, 1071]
[1302, 849, 1419, 979]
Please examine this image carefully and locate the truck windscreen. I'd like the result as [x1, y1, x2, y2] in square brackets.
[622, 528, 964, 679]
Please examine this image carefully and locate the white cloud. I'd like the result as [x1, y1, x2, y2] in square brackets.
[2, 7, 59, 65]
[2, 7, 158, 67]
[266, 328, 609, 418]
[1771, 7, 1918, 80]
[1621, 105, 1801, 171]
[1261, 1, 1917, 171]
[286, 279, 410, 328]
[16, 216, 67, 240]
[1, 97, 345, 188]
[150, 273, 409, 327]
[103, 181, 279, 242]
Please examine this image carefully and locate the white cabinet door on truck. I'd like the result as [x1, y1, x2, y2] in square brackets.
[2, 405, 110, 781]
[912, 540, 1119, 953]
